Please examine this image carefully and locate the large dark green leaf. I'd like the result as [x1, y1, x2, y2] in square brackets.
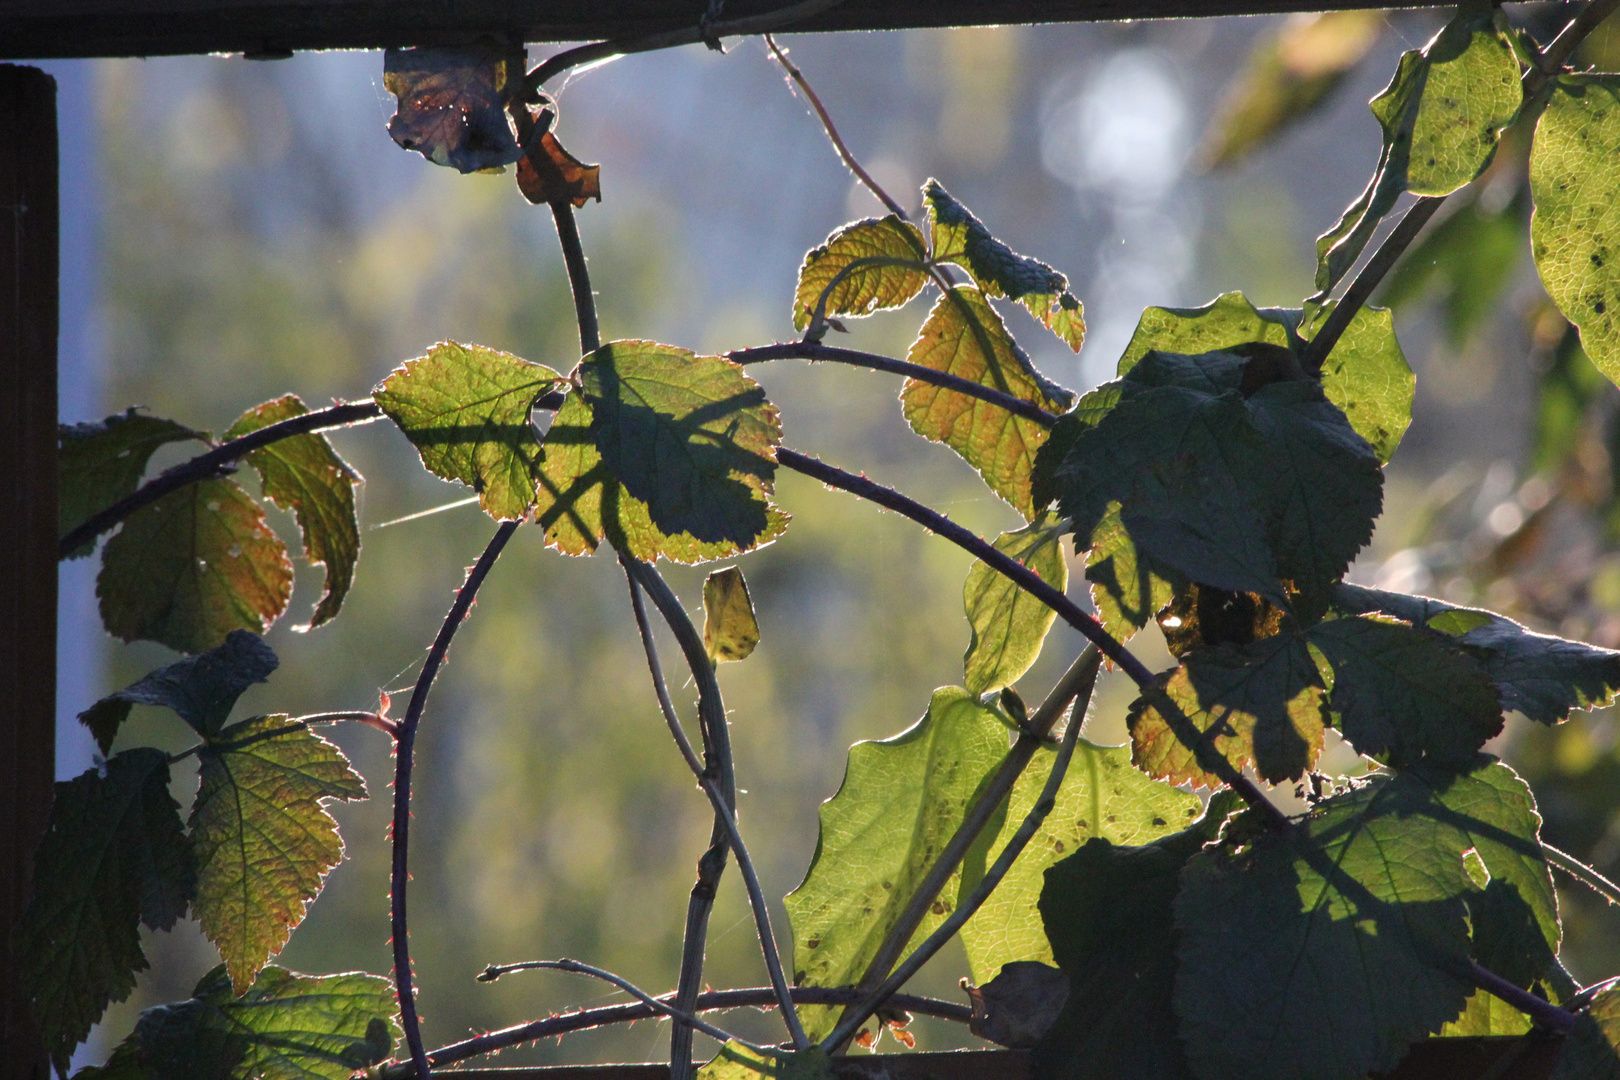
[59, 409, 206, 559]
[960, 739, 1200, 983]
[1127, 633, 1327, 789]
[16, 749, 194, 1073]
[374, 341, 563, 521]
[132, 964, 398, 1080]
[1555, 983, 1620, 1080]
[793, 215, 930, 332]
[97, 630, 278, 740]
[903, 286, 1070, 518]
[1174, 772, 1477, 1080]
[1315, 9, 1521, 298]
[784, 687, 1009, 1040]
[97, 478, 294, 654]
[1530, 74, 1620, 387]
[578, 341, 784, 550]
[1032, 795, 1235, 1080]
[1309, 615, 1503, 766]
[532, 392, 790, 563]
[963, 513, 1069, 694]
[924, 180, 1085, 351]
[1334, 583, 1620, 723]
[190, 716, 366, 993]
[225, 396, 362, 631]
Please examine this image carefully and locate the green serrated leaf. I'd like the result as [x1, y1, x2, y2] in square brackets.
[698, 1042, 835, 1080]
[1032, 795, 1236, 1080]
[1316, 10, 1521, 297]
[1080, 502, 1183, 641]
[78, 697, 134, 757]
[225, 395, 362, 631]
[903, 287, 1069, 519]
[102, 630, 278, 738]
[964, 513, 1069, 694]
[190, 716, 366, 993]
[1116, 293, 1294, 377]
[704, 566, 759, 664]
[1128, 633, 1327, 789]
[1333, 583, 1620, 723]
[1438, 989, 1532, 1037]
[97, 478, 294, 654]
[1308, 615, 1502, 767]
[1173, 771, 1477, 1080]
[960, 739, 1200, 983]
[132, 964, 398, 1080]
[59, 409, 207, 560]
[70, 1037, 152, 1080]
[1531, 74, 1620, 387]
[579, 341, 784, 550]
[16, 749, 195, 1074]
[533, 392, 790, 564]
[925, 180, 1085, 351]
[793, 215, 930, 331]
[784, 687, 1008, 1040]
[1555, 983, 1620, 1080]
[373, 341, 563, 521]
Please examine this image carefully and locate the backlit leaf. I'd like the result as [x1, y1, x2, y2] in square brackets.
[383, 43, 524, 173]
[225, 396, 362, 631]
[16, 749, 194, 1074]
[1081, 502, 1183, 641]
[59, 408, 205, 559]
[792, 215, 929, 332]
[1438, 990, 1532, 1037]
[925, 180, 1085, 351]
[374, 342, 563, 521]
[1554, 983, 1620, 1080]
[1128, 633, 1327, 788]
[960, 739, 1200, 983]
[105, 630, 278, 738]
[903, 287, 1069, 518]
[97, 478, 293, 654]
[1033, 795, 1235, 1080]
[784, 687, 1009, 1040]
[704, 566, 759, 664]
[533, 393, 790, 563]
[190, 716, 366, 993]
[697, 1043, 835, 1080]
[1117, 293, 1295, 377]
[1308, 615, 1502, 767]
[1199, 11, 1383, 170]
[963, 513, 1069, 694]
[1530, 74, 1620, 387]
[132, 964, 398, 1080]
[1335, 583, 1620, 723]
[514, 107, 601, 207]
[578, 341, 784, 550]
[1173, 771, 1477, 1080]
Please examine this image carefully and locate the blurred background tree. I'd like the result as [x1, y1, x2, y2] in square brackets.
[46, 5, 1620, 1068]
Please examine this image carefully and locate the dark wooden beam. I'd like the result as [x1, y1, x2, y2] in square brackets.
[0, 0, 1438, 60]
[0, 62, 56, 1080]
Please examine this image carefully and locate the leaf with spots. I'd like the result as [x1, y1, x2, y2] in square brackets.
[15, 749, 194, 1074]
[793, 215, 930, 333]
[374, 342, 563, 521]
[1127, 632, 1327, 789]
[1531, 74, 1620, 388]
[964, 512, 1069, 694]
[784, 687, 1009, 1041]
[189, 716, 366, 993]
[59, 409, 206, 559]
[925, 180, 1086, 351]
[383, 43, 524, 173]
[959, 739, 1199, 983]
[225, 396, 362, 631]
[96, 478, 293, 655]
[703, 566, 759, 664]
[130, 964, 398, 1080]
[903, 287, 1073, 518]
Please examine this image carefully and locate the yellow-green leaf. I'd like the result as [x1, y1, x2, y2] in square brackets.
[903, 286, 1067, 518]
[225, 396, 362, 631]
[963, 512, 1068, 694]
[374, 341, 563, 521]
[703, 566, 759, 664]
[792, 215, 930, 332]
[1083, 502, 1182, 641]
[698, 1043, 834, 1080]
[97, 478, 293, 655]
[189, 716, 366, 993]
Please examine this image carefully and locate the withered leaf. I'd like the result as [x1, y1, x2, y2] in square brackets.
[515, 106, 602, 208]
[383, 44, 525, 174]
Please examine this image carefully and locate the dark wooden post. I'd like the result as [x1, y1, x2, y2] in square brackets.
[0, 63, 57, 1080]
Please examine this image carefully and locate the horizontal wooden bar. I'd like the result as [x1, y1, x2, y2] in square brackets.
[0, 0, 1439, 61]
